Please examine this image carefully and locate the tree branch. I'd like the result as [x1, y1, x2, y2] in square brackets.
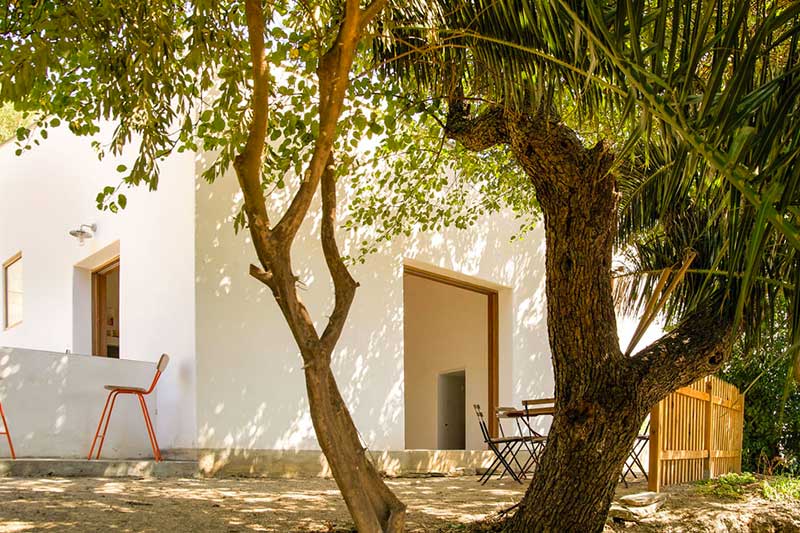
[444, 91, 509, 152]
[234, 0, 273, 267]
[274, 0, 364, 243]
[319, 153, 359, 356]
[360, 0, 388, 32]
[631, 306, 735, 406]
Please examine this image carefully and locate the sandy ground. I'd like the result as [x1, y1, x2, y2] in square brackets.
[0, 476, 797, 532]
[0, 476, 525, 532]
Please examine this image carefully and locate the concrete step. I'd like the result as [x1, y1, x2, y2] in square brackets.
[0, 458, 198, 478]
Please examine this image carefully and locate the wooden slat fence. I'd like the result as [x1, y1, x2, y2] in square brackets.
[648, 375, 744, 492]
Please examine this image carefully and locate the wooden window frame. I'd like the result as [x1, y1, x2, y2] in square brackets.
[3, 251, 23, 330]
[403, 265, 501, 438]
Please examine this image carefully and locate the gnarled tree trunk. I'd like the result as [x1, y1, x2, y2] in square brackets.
[446, 98, 734, 532]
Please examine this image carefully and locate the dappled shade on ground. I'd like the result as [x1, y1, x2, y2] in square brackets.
[0, 476, 525, 532]
[0, 476, 798, 532]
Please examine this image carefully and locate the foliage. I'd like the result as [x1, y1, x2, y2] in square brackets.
[0, 1, 531, 253]
[721, 311, 800, 473]
[0, 103, 24, 142]
[377, 1, 800, 357]
[695, 472, 758, 499]
[696, 473, 800, 501]
[761, 475, 800, 501]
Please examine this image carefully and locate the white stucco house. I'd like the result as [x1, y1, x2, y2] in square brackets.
[0, 125, 655, 474]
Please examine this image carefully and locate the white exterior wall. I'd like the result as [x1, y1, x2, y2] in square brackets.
[195, 166, 554, 453]
[0, 126, 664, 460]
[0, 127, 197, 451]
[0, 347, 156, 458]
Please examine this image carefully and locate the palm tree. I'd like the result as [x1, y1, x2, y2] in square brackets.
[376, 1, 800, 530]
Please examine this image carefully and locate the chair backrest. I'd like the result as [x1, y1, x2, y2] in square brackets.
[473, 404, 492, 443]
[496, 407, 516, 437]
[145, 353, 170, 393]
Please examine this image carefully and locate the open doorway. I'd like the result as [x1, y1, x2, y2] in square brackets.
[403, 265, 499, 450]
[92, 259, 120, 358]
[438, 370, 466, 449]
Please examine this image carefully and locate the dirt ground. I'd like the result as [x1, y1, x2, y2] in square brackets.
[0, 476, 797, 532]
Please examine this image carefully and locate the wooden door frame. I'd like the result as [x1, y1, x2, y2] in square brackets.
[91, 257, 120, 357]
[403, 265, 501, 438]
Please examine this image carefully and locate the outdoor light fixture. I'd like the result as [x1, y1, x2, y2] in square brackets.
[69, 223, 97, 246]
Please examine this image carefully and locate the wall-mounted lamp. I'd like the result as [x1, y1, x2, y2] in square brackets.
[69, 223, 97, 246]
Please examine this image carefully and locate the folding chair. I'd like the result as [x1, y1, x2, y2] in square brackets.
[0, 396, 15, 459]
[475, 404, 530, 484]
[621, 418, 650, 486]
[519, 399, 551, 474]
[88, 353, 169, 462]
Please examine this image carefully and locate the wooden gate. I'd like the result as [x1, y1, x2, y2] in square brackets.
[648, 375, 744, 491]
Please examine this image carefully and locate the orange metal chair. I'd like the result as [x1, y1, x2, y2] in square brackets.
[88, 353, 169, 462]
[0, 398, 15, 459]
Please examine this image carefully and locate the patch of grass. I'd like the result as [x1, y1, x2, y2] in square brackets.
[695, 472, 758, 499]
[760, 475, 800, 501]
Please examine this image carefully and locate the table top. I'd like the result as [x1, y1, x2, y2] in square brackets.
[501, 405, 555, 418]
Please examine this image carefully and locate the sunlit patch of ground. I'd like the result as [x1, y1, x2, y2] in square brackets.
[2, 476, 796, 532]
[0, 476, 526, 532]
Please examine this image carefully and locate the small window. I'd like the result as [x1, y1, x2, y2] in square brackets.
[3, 252, 22, 329]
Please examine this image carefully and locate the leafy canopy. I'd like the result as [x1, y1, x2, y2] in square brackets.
[369, 0, 800, 358]
[0, 0, 534, 250]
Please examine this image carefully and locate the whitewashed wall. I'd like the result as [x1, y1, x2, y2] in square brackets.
[0, 125, 664, 460]
[0, 128, 197, 450]
[194, 162, 555, 453]
[0, 347, 157, 458]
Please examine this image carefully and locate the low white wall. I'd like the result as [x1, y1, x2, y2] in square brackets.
[0, 347, 158, 459]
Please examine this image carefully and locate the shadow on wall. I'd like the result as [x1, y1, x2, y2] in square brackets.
[0, 347, 157, 459]
[193, 155, 552, 475]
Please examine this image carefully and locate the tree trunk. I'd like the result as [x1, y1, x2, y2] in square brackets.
[505, 123, 641, 532]
[305, 361, 406, 533]
[445, 102, 735, 532]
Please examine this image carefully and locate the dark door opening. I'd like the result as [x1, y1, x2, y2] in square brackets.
[438, 370, 466, 449]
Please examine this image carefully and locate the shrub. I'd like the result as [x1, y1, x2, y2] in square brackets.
[761, 475, 800, 501]
[720, 308, 800, 474]
[695, 472, 758, 499]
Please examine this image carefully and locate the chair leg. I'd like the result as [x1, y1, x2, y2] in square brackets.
[137, 394, 161, 462]
[505, 440, 528, 479]
[94, 391, 120, 460]
[520, 440, 543, 476]
[482, 442, 520, 484]
[492, 442, 522, 483]
[0, 401, 15, 460]
[88, 391, 115, 460]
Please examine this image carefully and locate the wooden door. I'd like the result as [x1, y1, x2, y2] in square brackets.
[92, 259, 120, 358]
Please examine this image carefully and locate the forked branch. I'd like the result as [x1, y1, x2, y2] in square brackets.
[319, 153, 359, 356]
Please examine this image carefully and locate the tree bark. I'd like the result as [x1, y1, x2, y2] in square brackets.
[446, 98, 735, 532]
[234, 1, 404, 531]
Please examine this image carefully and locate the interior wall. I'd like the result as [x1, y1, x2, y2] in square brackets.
[403, 274, 488, 451]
